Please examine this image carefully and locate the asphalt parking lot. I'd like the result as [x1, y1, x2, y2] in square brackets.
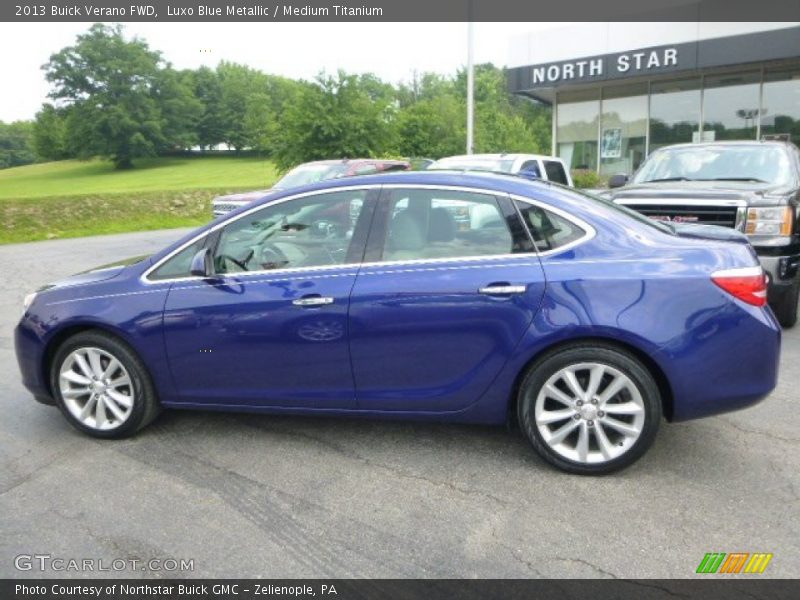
[0, 229, 798, 579]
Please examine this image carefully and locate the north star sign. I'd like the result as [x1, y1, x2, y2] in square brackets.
[531, 47, 679, 85]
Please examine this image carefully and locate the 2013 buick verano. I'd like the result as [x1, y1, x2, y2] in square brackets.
[15, 172, 781, 474]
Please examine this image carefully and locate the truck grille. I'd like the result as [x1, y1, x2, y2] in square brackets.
[618, 203, 741, 229]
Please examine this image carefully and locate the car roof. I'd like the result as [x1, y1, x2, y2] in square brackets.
[653, 140, 795, 151]
[299, 158, 409, 167]
[433, 153, 562, 162]
[253, 169, 556, 203]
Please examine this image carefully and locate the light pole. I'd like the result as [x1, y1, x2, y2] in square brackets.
[466, 17, 474, 154]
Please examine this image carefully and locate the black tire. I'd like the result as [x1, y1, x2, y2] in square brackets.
[517, 343, 661, 475]
[772, 280, 799, 329]
[50, 330, 161, 439]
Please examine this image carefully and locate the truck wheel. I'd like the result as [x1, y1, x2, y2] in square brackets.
[773, 280, 799, 328]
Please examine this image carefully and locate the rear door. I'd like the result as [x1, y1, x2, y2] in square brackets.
[348, 186, 546, 412]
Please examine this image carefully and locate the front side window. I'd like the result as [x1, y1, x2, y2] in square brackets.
[214, 190, 368, 274]
[380, 189, 514, 262]
[519, 160, 542, 178]
[149, 239, 205, 280]
[515, 201, 586, 252]
[543, 161, 569, 185]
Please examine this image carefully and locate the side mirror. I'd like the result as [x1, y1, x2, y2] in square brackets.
[190, 248, 213, 277]
[608, 174, 629, 189]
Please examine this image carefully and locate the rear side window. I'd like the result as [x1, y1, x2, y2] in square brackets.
[543, 161, 569, 185]
[380, 189, 515, 262]
[515, 201, 586, 252]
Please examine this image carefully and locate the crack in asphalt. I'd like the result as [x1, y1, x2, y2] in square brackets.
[551, 556, 620, 579]
[718, 418, 800, 444]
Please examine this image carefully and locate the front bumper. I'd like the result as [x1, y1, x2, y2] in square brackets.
[757, 252, 800, 290]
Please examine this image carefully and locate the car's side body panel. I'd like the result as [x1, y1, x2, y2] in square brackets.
[349, 254, 546, 412]
[161, 266, 360, 408]
[14, 171, 781, 429]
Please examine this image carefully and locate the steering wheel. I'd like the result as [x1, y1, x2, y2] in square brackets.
[258, 243, 293, 269]
[218, 248, 254, 272]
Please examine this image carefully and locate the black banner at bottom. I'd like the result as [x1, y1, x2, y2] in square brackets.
[2, 579, 799, 600]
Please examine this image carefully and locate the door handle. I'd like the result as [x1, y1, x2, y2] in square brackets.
[292, 295, 335, 307]
[478, 285, 527, 295]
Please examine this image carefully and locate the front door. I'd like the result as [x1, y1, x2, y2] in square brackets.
[161, 188, 376, 409]
[348, 187, 546, 412]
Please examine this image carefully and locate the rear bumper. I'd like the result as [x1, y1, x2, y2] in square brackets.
[652, 302, 781, 422]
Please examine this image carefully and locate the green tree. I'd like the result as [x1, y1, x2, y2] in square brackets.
[272, 71, 396, 170]
[32, 104, 71, 161]
[43, 23, 197, 168]
[396, 96, 465, 158]
[0, 120, 36, 168]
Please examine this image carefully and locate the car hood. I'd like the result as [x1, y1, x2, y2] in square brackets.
[609, 181, 794, 206]
[42, 255, 151, 291]
[214, 189, 273, 203]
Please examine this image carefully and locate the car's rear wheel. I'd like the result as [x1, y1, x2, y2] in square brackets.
[50, 331, 161, 438]
[518, 344, 661, 474]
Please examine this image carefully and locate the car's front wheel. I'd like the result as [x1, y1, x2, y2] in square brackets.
[518, 344, 661, 474]
[50, 331, 161, 438]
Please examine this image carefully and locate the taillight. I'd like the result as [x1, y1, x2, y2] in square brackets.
[711, 266, 768, 307]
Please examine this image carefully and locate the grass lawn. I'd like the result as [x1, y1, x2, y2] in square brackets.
[0, 156, 279, 243]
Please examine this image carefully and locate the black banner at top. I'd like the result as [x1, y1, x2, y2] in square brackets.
[2, 0, 800, 22]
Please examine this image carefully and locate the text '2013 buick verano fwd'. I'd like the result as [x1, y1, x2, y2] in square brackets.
[15, 172, 780, 474]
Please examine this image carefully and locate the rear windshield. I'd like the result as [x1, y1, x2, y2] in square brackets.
[633, 145, 795, 187]
[543, 181, 674, 235]
[274, 163, 350, 189]
[429, 157, 516, 173]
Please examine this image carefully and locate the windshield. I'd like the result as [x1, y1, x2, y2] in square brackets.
[274, 163, 350, 190]
[633, 145, 794, 186]
[429, 157, 516, 173]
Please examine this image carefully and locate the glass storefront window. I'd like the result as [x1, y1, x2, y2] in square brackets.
[649, 78, 701, 151]
[761, 67, 800, 140]
[599, 84, 648, 177]
[556, 89, 599, 172]
[702, 72, 761, 141]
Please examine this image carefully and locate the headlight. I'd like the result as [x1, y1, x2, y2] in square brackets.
[745, 206, 793, 236]
[22, 292, 37, 313]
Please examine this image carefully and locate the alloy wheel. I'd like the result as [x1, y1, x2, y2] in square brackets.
[533, 362, 645, 464]
[58, 347, 135, 431]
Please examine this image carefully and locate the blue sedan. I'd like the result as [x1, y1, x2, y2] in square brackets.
[15, 171, 781, 473]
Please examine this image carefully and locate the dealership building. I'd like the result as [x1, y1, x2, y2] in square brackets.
[507, 23, 800, 176]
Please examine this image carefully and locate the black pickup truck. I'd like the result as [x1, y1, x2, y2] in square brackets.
[603, 140, 800, 327]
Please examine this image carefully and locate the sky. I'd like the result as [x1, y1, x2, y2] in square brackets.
[0, 22, 563, 122]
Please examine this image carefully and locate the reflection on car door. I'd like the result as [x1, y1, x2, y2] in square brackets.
[348, 187, 547, 412]
[162, 188, 377, 409]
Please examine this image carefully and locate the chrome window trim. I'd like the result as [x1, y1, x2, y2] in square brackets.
[142, 183, 598, 284]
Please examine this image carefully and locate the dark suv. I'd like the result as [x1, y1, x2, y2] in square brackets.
[604, 140, 800, 327]
[212, 158, 410, 217]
